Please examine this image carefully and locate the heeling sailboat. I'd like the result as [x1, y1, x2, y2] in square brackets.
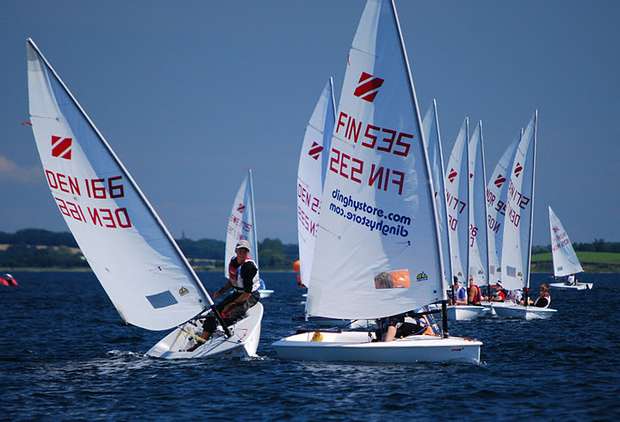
[225, 170, 273, 298]
[444, 119, 485, 320]
[548, 207, 593, 290]
[26, 39, 262, 359]
[273, 0, 481, 364]
[494, 111, 556, 319]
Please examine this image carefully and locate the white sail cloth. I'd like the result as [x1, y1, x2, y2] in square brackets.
[486, 136, 518, 284]
[225, 171, 259, 272]
[297, 79, 336, 288]
[306, 0, 444, 319]
[500, 113, 537, 291]
[27, 40, 208, 331]
[422, 101, 451, 288]
[467, 122, 488, 286]
[445, 119, 469, 284]
[549, 207, 583, 277]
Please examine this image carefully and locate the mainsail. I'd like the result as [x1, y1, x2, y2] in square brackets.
[486, 134, 519, 284]
[467, 122, 489, 286]
[500, 112, 537, 291]
[445, 118, 469, 284]
[225, 170, 259, 272]
[306, 0, 444, 319]
[297, 78, 336, 288]
[423, 100, 451, 288]
[549, 207, 584, 277]
[27, 39, 210, 331]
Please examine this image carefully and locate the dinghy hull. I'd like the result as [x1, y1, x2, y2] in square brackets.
[146, 302, 263, 359]
[447, 305, 487, 321]
[549, 282, 593, 291]
[272, 331, 481, 364]
[491, 303, 556, 320]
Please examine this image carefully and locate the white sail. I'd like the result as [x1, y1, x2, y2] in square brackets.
[297, 78, 336, 288]
[467, 122, 489, 286]
[549, 207, 583, 277]
[422, 100, 451, 288]
[486, 135, 519, 284]
[306, 0, 444, 319]
[445, 118, 469, 284]
[225, 171, 258, 274]
[27, 39, 209, 331]
[500, 113, 537, 291]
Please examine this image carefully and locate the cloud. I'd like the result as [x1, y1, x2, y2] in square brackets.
[0, 156, 40, 183]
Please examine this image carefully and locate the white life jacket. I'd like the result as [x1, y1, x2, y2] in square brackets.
[230, 258, 260, 293]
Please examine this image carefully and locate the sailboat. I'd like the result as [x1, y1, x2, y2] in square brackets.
[273, 0, 482, 364]
[26, 39, 263, 359]
[493, 112, 557, 319]
[225, 170, 273, 298]
[548, 207, 593, 290]
[444, 118, 486, 320]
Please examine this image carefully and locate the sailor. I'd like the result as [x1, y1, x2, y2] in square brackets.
[374, 310, 437, 342]
[0, 273, 17, 287]
[491, 282, 507, 302]
[567, 274, 577, 286]
[451, 277, 467, 305]
[191, 240, 260, 348]
[533, 283, 551, 308]
[467, 276, 482, 305]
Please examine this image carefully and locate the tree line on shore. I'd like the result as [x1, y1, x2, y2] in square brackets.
[0, 229, 298, 270]
[1, 229, 618, 270]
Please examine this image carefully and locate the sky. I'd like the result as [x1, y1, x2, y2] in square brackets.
[1, 0, 619, 245]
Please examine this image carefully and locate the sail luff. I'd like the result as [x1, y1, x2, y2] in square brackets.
[26, 38, 213, 311]
[390, 0, 445, 300]
[465, 117, 471, 289]
[433, 99, 452, 296]
[479, 121, 491, 286]
[248, 169, 259, 267]
[525, 111, 538, 289]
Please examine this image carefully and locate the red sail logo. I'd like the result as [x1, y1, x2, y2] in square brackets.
[308, 142, 324, 160]
[513, 162, 523, 177]
[353, 72, 384, 103]
[447, 168, 458, 183]
[236, 203, 245, 213]
[51, 136, 72, 160]
[494, 174, 506, 188]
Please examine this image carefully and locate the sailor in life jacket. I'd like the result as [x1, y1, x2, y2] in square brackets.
[195, 239, 260, 345]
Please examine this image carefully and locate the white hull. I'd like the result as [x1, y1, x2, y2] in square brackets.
[480, 301, 497, 316]
[447, 305, 487, 321]
[550, 282, 593, 291]
[491, 302, 556, 320]
[146, 302, 263, 359]
[273, 331, 481, 364]
[259, 289, 274, 298]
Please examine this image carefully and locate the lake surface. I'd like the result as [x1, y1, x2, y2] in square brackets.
[0, 272, 618, 420]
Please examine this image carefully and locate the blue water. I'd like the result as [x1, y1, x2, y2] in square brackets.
[1, 272, 618, 420]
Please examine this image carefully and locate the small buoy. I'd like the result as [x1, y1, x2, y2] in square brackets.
[292, 259, 300, 273]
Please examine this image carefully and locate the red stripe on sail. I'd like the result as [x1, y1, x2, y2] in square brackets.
[353, 72, 384, 103]
[51, 136, 73, 160]
[308, 142, 323, 160]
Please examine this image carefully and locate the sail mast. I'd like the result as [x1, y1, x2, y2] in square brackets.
[480, 121, 490, 289]
[390, 0, 447, 333]
[248, 169, 259, 268]
[465, 117, 470, 292]
[26, 39, 215, 311]
[524, 110, 539, 303]
[433, 99, 451, 336]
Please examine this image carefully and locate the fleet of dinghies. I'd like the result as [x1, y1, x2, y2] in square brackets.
[26, 0, 591, 363]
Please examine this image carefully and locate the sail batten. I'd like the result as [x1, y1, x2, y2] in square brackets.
[307, 0, 443, 319]
[27, 39, 210, 331]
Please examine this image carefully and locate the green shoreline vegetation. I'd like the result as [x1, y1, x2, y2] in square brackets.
[1, 229, 619, 273]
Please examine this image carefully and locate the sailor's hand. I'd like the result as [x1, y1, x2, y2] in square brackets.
[212, 291, 221, 299]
